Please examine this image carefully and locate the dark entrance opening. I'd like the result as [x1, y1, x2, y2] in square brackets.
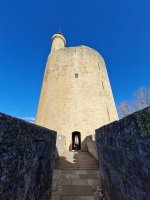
[72, 131, 81, 150]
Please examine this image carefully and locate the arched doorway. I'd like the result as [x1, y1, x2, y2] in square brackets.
[72, 131, 81, 150]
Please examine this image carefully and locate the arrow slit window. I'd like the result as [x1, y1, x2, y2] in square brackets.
[75, 73, 78, 78]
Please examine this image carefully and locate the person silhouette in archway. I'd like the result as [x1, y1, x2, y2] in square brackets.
[74, 135, 79, 152]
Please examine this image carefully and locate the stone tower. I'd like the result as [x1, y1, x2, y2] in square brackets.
[35, 33, 118, 150]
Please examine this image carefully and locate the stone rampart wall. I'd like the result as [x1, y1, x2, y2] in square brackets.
[96, 107, 150, 200]
[0, 113, 56, 200]
[86, 135, 98, 160]
[55, 134, 66, 159]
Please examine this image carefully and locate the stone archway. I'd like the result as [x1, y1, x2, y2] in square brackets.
[72, 131, 81, 150]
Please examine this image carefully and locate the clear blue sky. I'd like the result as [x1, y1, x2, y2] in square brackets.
[0, 0, 150, 122]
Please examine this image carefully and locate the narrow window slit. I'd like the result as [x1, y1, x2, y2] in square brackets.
[75, 73, 78, 78]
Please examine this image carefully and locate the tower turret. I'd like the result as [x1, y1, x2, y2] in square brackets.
[51, 32, 66, 52]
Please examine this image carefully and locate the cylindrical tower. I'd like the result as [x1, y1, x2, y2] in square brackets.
[35, 33, 118, 150]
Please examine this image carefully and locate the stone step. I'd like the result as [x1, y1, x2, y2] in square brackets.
[62, 185, 94, 196]
[62, 196, 95, 200]
[51, 151, 103, 200]
[54, 151, 99, 170]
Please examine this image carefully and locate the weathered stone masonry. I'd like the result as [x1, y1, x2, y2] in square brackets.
[0, 113, 56, 200]
[96, 107, 150, 200]
[35, 33, 118, 151]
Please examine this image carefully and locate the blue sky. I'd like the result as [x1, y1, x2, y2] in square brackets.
[0, 0, 150, 122]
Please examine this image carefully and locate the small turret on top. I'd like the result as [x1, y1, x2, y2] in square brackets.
[51, 32, 66, 52]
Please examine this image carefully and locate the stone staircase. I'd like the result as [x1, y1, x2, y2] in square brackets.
[51, 151, 104, 200]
